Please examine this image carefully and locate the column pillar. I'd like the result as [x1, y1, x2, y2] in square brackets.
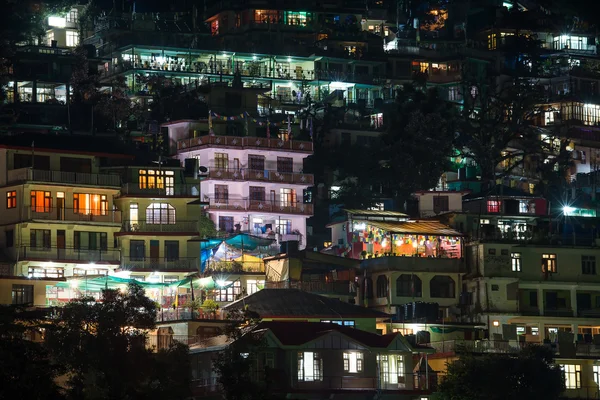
[538, 322, 545, 341]
[572, 323, 579, 343]
[570, 287, 578, 317]
[538, 288, 545, 316]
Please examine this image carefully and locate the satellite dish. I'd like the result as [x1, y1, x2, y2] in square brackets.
[199, 166, 209, 173]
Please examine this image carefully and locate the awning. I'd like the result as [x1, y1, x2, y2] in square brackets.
[363, 220, 464, 236]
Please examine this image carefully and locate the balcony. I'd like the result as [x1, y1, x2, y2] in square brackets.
[177, 135, 313, 153]
[6, 168, 121, 187]
[155, 307, 227, 322]
[206, 197, 313, 216]
[119, 183, 200, 197]
[14, 207, 122, 224]
[360, 256, 464, 273]
[430, 339, 600, 358]
[207, 168, 314, 185]
[19, 246, 120, 263]
[121, 256, 198, 271]
[519, 306, 574, 317]
[265, 280, 354, 296]
[204, 260, 265, 274]
[121, 220, 199, 233]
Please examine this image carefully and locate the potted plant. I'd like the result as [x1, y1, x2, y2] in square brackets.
[360, 250, 367, 260]
[202, 299, 219, 319]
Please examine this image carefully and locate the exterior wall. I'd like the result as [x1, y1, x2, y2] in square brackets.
[259, 317, 378, 334]
[0, 277, 61, 306]
[414, 192, 463, 217]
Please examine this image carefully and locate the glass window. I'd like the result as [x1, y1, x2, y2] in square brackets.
[511, 253, 521, 272]
[214, 153, 229, 170]
[215, 280, 241, 302]
[165, 241, 179, 261]
[73, 193, 108, 215]
[74, 231, 107, 251]
[582, 255, 596, 275]
[560, 364, 581, 389]
[30, 229, 51, 249]
[379, 354, 405, 385]
[6, 191, 16, 209]
[246, 279, 264, 295]
[276, 219, 292, 234]
[215, 185, 229, 202]
[129, 240, 145, 261]
[487, 200, 501, 213]
[31, 191, 52, 213]
[396, 274, 422, 297]
[66, 30, 79, 47]
[280, 188, 296, 207]
[343, 352, 363, 373]
[542, 254, 557, 273]
[146, 203, 176, 224]
[28, 267, 64, 278]
[430, 275, 456, 298]
[12, 284, 33, 304]
[130, 203, 139, 226]
[277, 157, 293, 173]
[73, 268, 108, 276]
[66, 9, 78, 23]
[249, 186, 265, 201]
[163, 275, 179, 283]
[138, 170, 174, 194]
[376, 275, 388, 298]
[298, 352, 323, 381]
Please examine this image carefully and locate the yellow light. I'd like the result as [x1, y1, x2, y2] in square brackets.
[70, 280, 79, 289]
[492, 320, 500, 327]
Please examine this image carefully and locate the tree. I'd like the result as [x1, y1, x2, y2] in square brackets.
[46, 283, 190, 400]
[436, 345, 564, 400]
[0, 305, 63, 400]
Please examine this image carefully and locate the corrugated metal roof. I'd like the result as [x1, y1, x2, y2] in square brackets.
[344, 209, 409, 217]
[363, 220, 464, 236]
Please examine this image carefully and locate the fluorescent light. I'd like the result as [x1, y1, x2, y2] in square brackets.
[48, 16, 66, 28]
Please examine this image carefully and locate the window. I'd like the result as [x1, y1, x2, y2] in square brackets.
[280, 188, 297, 207]
[376, 275, 388, 298]
[298, 352, 323, 381]
[321, 320, 355, 327]
[12, 285, 33, 305]
[433, 196, 449, 213]
[47, 31, 54, 46]
[248, 155, 265, 171]
[276, 219, 292, 234]
[396, 274, 422, 297]
[594, 365, 600, 387]
[511, 253, 521, 272]
[73, 193, 108, 215]
[379, 354, 404, 385]
[215, 185, 229, 202]
[215, 280, 241, 302]
[6, 230, 14, 247]
[130, 240, 145, 261]
[491, 284, 499, 291]
[430, 275, 456, 298]
[582, 256, 596, 275]
[138, 170, 175, 194]
[73, 268, 108, 276]
[163, 275, 179, 283]
[66, 9, 78, 23]
[30, 229, 51, 249]
[487, 200, 501, 213]
[219, 216, 234, 233]
[74, 231, 108, 251]
[165, 241, 179, 261]
[66, 30, 79, 47]
[277, 157, 293, 173]
[146, 203, 176, 224]
[343, 352, 363, 373]
[6, 191, 16, 209]
[215, 153, 229, 170]
[130, 203, 139, 226]
[560, 364, 581, 389]
[28, 267, 64, 278]
[247, 280, 264, 295]
[488, 248, 496, 255]
[542, 254, 557, 273]
[31, 191, 52, 212]
[130, 275, 145, 281]
[249, 186, 265, 201]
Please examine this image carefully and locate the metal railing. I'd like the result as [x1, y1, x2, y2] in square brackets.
[177, 135, 313, 153]
[13, 207, 122, 224]
[207, 168, 314, 185]
[121, 256, 198, 271]
[205, 197, 313, 216]
[19, 246, 120, 262]
[122, 220, 199, 233]
[119, 183, 200, 196]
[155, 308, 227, 322]
[265, 280, 353, 295]
[7, 168, 121, 187]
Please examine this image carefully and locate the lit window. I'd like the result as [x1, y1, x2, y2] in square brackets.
[594, 365, 600, 387]
[343, 352, 363, 373]
[6, 191, 16, 209]
[47, 31, 54, 46]
[542, 254, 557, 273]
[31, 191, 52, 213]
[138, 169, 174, 194]
[246, 280, 264, 295]
[511, 253, 521, 272]
[146, 203, 176, 224]
[487, 200, 501, 213]
[28, 267, 64, 278]
[378, 354, 405, 385]
[215, 280, 241, 302]
[73, 193, 108, 215]
[560, 364, 581, 389]
[298, 352, 323, 381]
[519, 201, 534, 214]
[66, 30, 79, 47]
[280, 188, 297, 207]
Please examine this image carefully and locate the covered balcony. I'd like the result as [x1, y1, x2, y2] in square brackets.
[206, 197, 313, 216]
[19, 246, 120, 263]
[121, 220, 200, 234]
[119, 183, 200, 197]
[207, 168, 313, 185]
[121, 256, 198, 271]
[6, 168, 121, 187]
[9, 207, 122, 225]
[177, 135, 313, 153]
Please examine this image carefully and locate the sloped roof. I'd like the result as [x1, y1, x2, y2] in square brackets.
[344, 209, 409, 218]
[257, 321, 406, 350]
[223, 289, 390, 319]
[364, 220, 463, 236]
[463, 185, 540, 201]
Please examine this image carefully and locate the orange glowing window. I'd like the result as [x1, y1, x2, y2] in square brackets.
[31, 191, 51, 212]
[73, 193, 108, 215]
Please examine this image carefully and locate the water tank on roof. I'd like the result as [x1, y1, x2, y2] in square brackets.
[416, 330, 431, 344]
[413, 301, 427, 320]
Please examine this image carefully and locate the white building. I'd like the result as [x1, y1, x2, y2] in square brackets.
[173, 131, 314, 249]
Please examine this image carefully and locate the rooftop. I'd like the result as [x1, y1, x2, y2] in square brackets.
[363, 220, 464, 237]
[222, 289, 390, 319]
[463, 185, 540, 201]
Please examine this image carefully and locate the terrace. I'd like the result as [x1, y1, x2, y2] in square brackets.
[177, 135, 313, 153]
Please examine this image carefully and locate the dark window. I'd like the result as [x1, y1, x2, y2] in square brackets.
[215, 185, 229, 202]
[396, 274, 422, 297]
[165, 241, 179, 261]
[60, 157, 91, 173]
[219, 216, 234, 233]
[376, 275, 388, 298]
[501, 249, 509, 256]
[130, 240, 145, 261]
[249, 186, 265, 201]
[582, 256, 596, 275]
[488, 248, 496, 255]
[529, 291, 538, 307]
[248, 155, 265, 170]
[14, 154, 50, 170]
[225, 93, 242, 108]
[277, 157, 293, 173]
[12, 285, 33, 305]
[364, 277, 373, 299]
[433, 196, 449, 213]
[491, 284, 499, 291]
[430, 275, 456, 298]
[6, 230, 14, 247]
[74, 232, 107, 251]
[30, 229, 51, 249]
[341, 132, 351, 145]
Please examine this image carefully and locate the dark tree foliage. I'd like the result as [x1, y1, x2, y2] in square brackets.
[46, 283, 190, 400]
[436, 345, 564, 400]
[0, 305, 63, 400]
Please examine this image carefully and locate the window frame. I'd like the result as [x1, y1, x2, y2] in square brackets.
[145, 203, 176, 224]
[511, 252, 522, 272]
[343, 352, 363, 373]
[486, 200, 501, 213]
[542, 253, 557, 273]
[6, 190, 16, 209]
[560, 364, 581, 389]
[582, 255, 596, 275]
[297, 351, 323, 382]
[12, 284, 33, 305]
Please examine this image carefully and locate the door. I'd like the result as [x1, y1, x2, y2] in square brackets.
[577, 293, 592, 314]
[57, 230, 65, 259]
[150, 240, 160, 267]
[56, 192, 65, 220]
[233, 158, 240, 171]
[546, 292, 558, 311]
[270, 190, 276, 209]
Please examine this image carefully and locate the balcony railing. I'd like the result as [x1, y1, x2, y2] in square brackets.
[14, 207, 122, 224]
[19, 246, 120, 263]
[265, 280, 354, 295]
[203, 260, 265, 273]
[119, 183, 200, 197]
[207, 168, 314, 185]
[519, 306, 574, 317]
[155, 307, 227, 322]
[121, 256, 198, 271]
[177, 135, 313, 153]
[122, 220, 199, 233]
[205, 197, 313, 216]
[7, 168, 121, 187]
[430, 339, 600, 358]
